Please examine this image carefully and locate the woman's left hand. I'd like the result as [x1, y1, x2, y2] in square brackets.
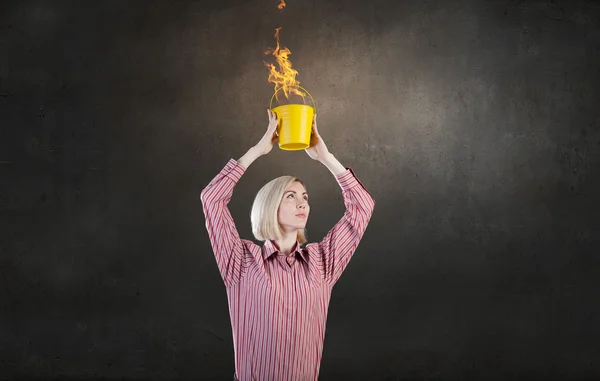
[305, 114, 330, 161]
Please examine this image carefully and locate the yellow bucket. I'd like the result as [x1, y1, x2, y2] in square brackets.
[269, 85, 316, 151]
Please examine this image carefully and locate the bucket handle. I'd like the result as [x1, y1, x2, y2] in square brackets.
[269, 85, 316, 111]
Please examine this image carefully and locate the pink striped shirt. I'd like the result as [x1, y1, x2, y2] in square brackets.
[200, 158, 375, 381]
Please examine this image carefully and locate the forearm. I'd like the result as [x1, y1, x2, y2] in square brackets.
[319, 152, 346, 176]
[237, 146, 262, 169]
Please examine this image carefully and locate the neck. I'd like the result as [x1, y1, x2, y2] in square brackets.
[273, 231, 299, 256]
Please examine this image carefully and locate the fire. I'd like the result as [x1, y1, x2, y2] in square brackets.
[264, 27, 306, 103]
[277, 0, 286, 10]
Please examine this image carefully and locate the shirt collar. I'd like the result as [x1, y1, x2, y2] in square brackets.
[262, 239, 307, 263]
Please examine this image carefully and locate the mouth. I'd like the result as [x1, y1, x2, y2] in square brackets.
[295, 214, 306, 218]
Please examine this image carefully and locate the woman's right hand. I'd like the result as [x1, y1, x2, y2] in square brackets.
[253, 109, 279, 156]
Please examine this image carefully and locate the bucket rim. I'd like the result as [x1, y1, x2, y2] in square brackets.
[272, 103, 315, 109]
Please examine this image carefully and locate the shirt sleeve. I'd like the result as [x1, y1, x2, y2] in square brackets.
[200, 158, 248, 287]
[312, 168, 375, 286]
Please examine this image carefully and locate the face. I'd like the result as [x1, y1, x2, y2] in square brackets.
[278, 181, 310, 234]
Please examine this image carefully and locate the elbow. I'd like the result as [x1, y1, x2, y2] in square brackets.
[364, 194, 375, 216]
[361, 197, 375, 224]
[200, 185, 212, 205]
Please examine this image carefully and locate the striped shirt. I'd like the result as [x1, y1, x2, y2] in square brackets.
[200, 158, 375, 381]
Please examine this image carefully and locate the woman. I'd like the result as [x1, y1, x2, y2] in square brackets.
[200, 110, 375, 381]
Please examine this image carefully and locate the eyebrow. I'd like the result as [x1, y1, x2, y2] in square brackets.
[286, 190, 308, 195]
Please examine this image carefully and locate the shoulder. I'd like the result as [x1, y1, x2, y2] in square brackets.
[302, 242, 321, 254]
[241, 239, 261, 250]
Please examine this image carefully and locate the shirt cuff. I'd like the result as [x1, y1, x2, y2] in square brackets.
[335, 167, 362, 191]
[224, 158, 246, 183]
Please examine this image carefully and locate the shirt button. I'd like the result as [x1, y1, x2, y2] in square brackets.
[286, 256, 295, 266]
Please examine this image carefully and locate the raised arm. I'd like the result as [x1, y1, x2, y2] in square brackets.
[200, 159, 248, 287]
[314, 154, 375, 286]
[200, 110, 279, 287]
[304, 115, 375, 285]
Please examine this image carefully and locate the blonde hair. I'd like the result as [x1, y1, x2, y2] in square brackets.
[251, 176, 307, 244]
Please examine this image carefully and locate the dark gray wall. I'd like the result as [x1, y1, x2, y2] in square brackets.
[2, 0, 599, 379]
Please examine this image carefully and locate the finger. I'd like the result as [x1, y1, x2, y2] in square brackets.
[269, 111, 275, 127]
[271, 114, 277, 129]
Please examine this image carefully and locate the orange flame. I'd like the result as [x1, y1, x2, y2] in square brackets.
[264, 27, 305, 103]
[277, 0, 286, 10]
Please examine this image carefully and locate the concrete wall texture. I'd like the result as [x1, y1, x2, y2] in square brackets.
[1, 0, 599, 379]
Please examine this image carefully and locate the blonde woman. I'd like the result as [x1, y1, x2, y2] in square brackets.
[200, 110, 375, 381]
